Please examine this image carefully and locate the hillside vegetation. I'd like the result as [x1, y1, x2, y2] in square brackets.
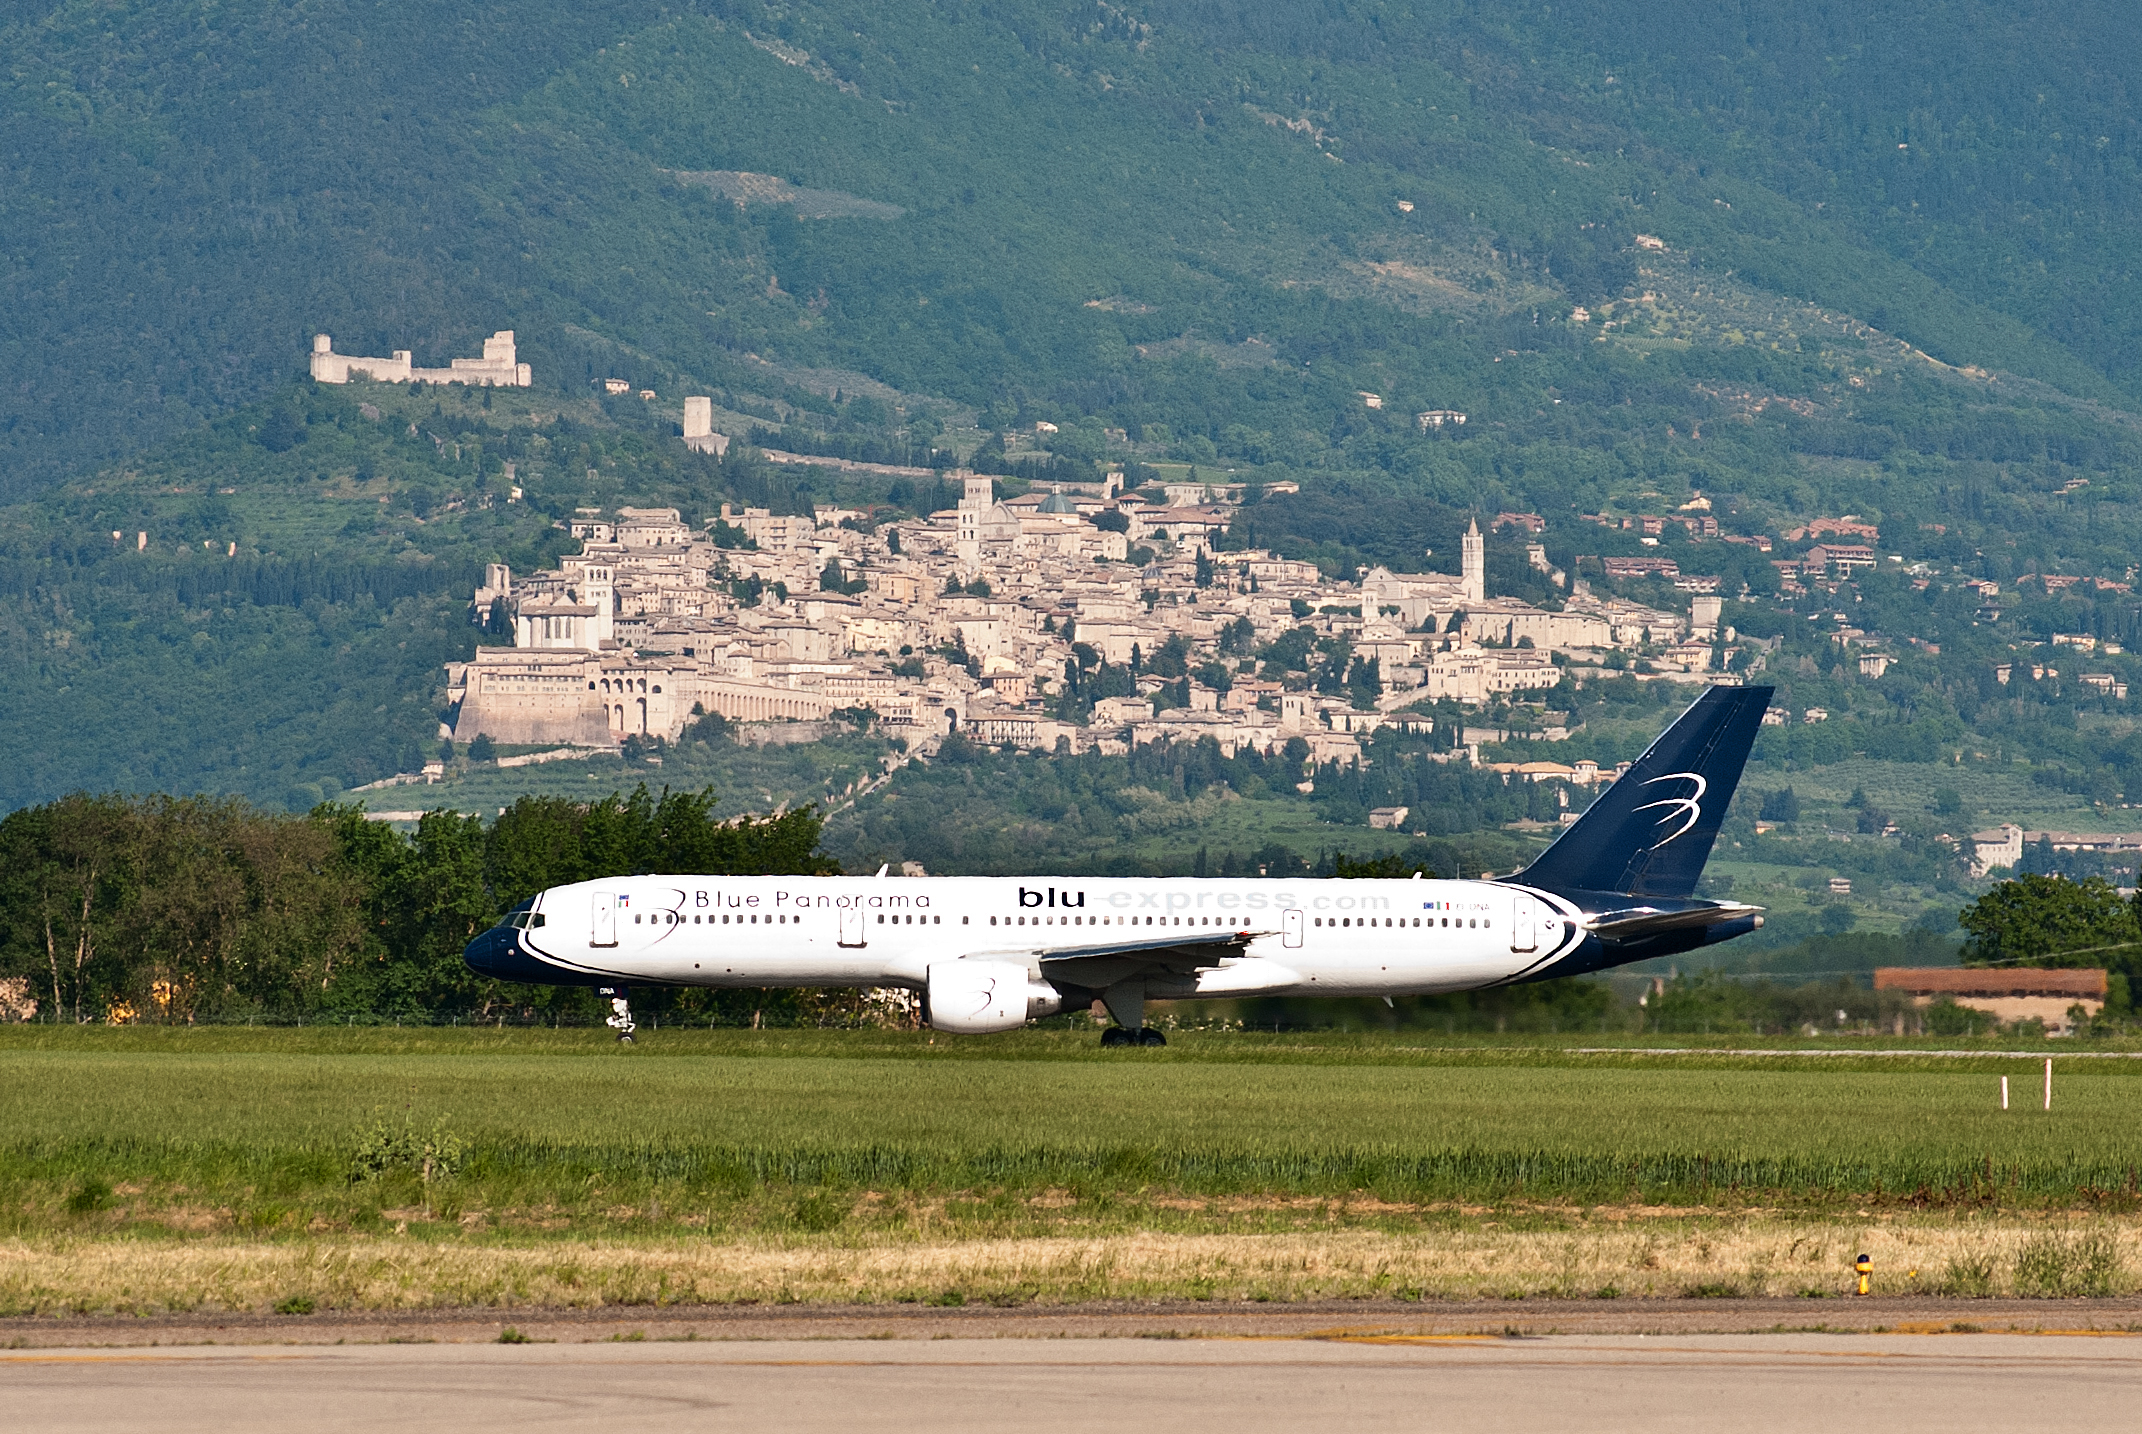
[8, 0, 2142, 492]
[5, 0, 2142, 881]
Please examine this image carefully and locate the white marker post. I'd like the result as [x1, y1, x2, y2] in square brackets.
[2001, 1076, 2009, 1110]
[2044, 1058, 2053, 1111]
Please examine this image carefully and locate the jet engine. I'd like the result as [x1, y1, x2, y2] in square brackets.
[926, 961, 1057, 1033]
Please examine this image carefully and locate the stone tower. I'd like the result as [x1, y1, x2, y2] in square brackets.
[681, 395, 729, 456]
[1461, 516, 1485, 604]
[956, 473, 993, 564]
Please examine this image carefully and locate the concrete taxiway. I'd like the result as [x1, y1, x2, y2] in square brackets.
[6, 1295, 2142, 1346]
[6, 1330, 2142, 1434]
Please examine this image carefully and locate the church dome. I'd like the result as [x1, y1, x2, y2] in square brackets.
[1038, 491, 1079, 514]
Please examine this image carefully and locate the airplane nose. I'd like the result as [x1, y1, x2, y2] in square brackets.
[463, 925, 511, 977]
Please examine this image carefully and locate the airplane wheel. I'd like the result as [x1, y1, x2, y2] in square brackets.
[617, 1034, 635, 1044]
[1137, 1028, 1168, 1047]
[1099, 1027, 1133, 1048]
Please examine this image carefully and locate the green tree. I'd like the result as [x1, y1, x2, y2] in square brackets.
[1149, 633, 1191, 678]
[1346, 656, 1382, 708]
[0, 794, 133, 1022]
[1958, 874, 2141, 966]
[1334, 852, 1437, 878]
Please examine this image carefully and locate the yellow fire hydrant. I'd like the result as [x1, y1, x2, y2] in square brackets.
[1856, 1253, 1872, 1297]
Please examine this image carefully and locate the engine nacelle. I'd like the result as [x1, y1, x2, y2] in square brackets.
[926, 960, 1050, 1034]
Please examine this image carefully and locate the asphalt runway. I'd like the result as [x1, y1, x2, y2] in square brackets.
[7, 1332, 2140, 1434]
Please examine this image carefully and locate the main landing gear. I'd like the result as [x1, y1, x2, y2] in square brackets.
[599, 985, 637, 1043]
[1097, 984, 1164, 1047]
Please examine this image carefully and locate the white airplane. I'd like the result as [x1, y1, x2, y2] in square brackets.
[466, 686, 1773, 1045]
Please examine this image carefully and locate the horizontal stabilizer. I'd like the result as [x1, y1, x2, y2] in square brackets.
[1584, 901, 1765, 942]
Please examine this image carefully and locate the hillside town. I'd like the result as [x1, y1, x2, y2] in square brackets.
[446, 462, 1746, 770]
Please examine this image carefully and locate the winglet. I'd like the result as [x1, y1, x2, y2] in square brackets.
[875, 863, 889, 878]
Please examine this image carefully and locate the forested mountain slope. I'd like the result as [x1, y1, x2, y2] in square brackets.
[6, 0, 2140, 495]
[6, 0, 2142, 824]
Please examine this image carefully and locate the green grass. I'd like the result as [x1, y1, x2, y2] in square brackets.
[377, 730, 898, 821]
[5, 1028, 2141, 1239]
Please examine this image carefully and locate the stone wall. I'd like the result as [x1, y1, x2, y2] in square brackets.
[310, 331, 531, 387]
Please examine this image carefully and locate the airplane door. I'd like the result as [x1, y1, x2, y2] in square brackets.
[1510, 894, 1538, 954]
[591, 891, 619, 948]
[839, 906, 866, 948]
[1282, 908, 1304, 949]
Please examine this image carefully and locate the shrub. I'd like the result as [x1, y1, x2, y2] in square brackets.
[350, 1115, 466, 1186]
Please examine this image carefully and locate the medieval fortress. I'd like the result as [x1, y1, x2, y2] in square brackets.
[311, 331, 532, 387]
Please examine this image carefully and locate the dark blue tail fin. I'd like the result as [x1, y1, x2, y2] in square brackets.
[1518, 685, 1772, 900]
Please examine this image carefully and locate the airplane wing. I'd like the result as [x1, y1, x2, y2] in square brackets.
[978, 929, 1267, 990]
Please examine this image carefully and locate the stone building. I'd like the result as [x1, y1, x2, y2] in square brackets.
[310, 331, 531, 387]
[1874, 968, 2106, 1036]
[438, 474, 1748, 763]
[1358, 518, 1486, 626]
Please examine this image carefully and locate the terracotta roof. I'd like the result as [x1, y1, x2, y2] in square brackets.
[1874, 967, 2107, 998]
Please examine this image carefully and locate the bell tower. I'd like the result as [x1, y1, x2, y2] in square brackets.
[1461, 516, 1485, 604]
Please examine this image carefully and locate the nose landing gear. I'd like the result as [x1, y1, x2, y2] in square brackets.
[599, 985, 637, 1043]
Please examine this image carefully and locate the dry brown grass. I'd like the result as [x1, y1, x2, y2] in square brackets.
[3, 1216, 2138, 1316]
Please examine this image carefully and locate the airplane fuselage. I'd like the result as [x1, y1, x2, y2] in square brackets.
[469, 874, 1595, 1001]
[461, 685, 1775, 1040]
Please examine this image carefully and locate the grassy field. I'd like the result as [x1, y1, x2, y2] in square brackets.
[6, 1028, 2142, 1313]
